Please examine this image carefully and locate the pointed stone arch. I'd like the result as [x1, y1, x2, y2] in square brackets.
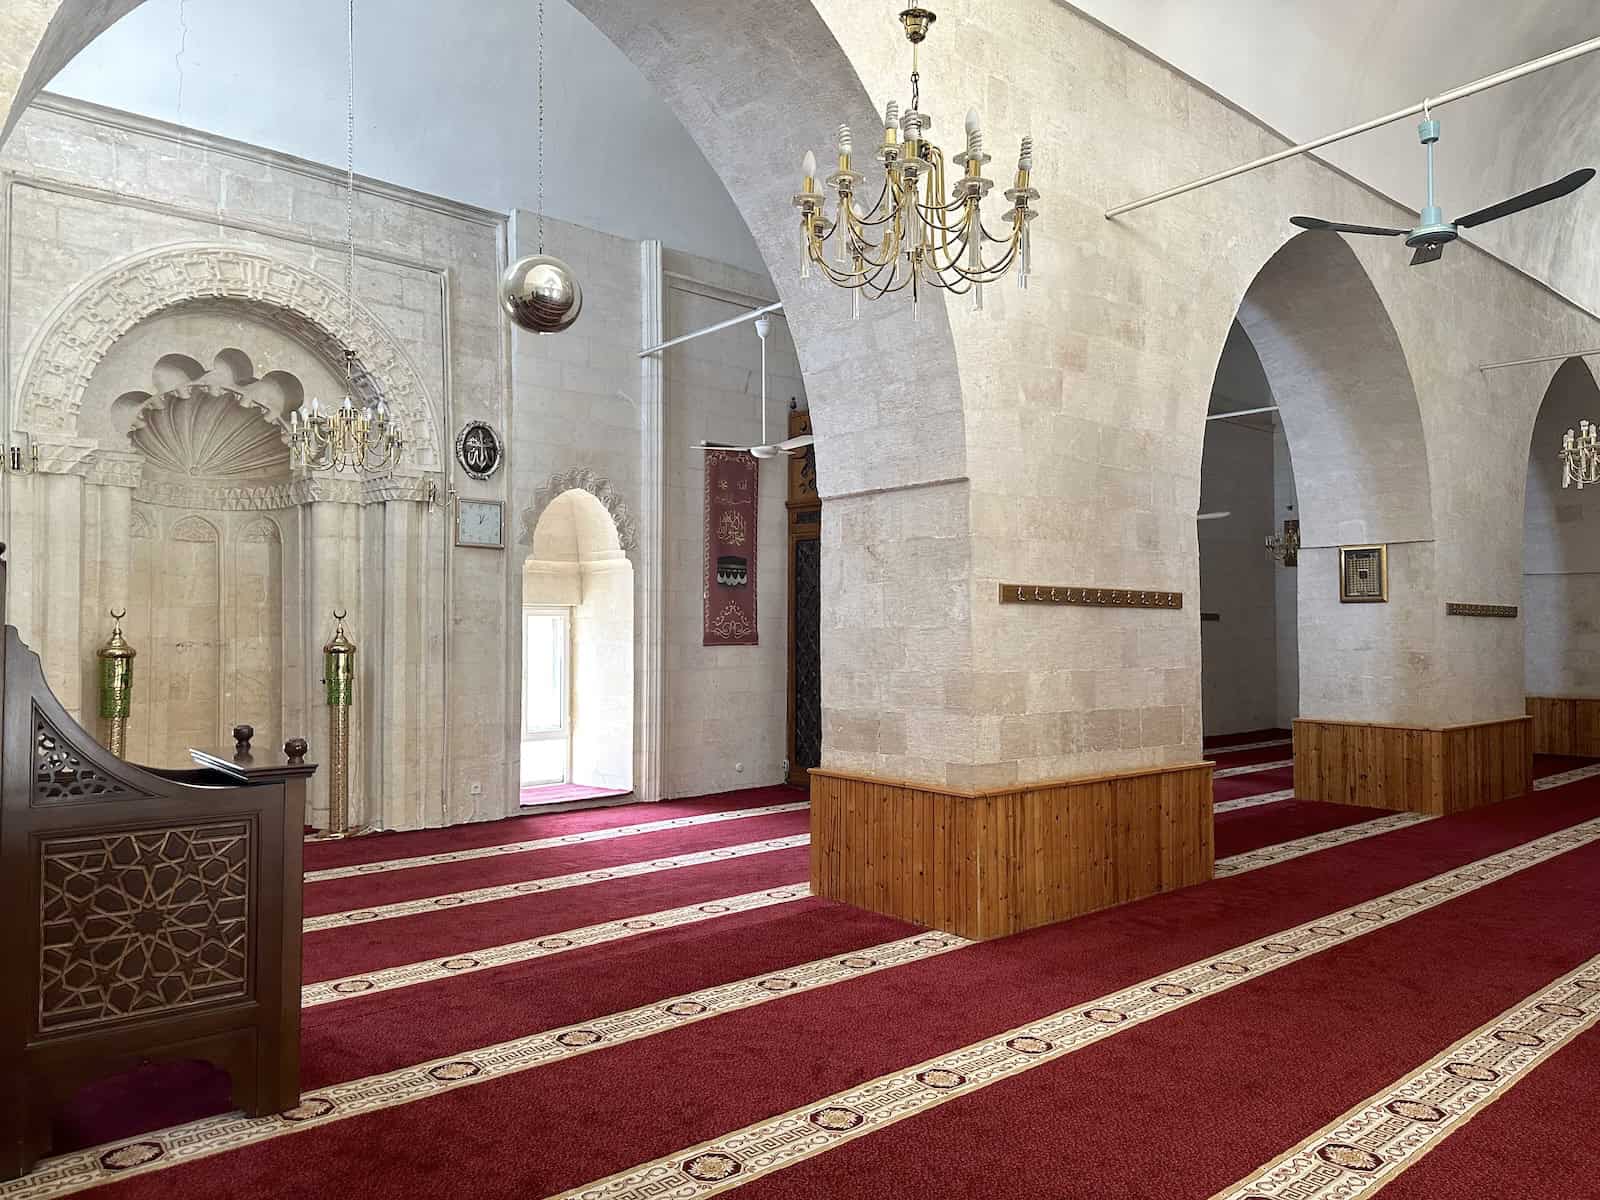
[521, 468, 638, 554]
[12, 242, 443, 471]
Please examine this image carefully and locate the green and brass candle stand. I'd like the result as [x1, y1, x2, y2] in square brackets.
[322, 610, 357, 836]
[96, 609, 136, 757]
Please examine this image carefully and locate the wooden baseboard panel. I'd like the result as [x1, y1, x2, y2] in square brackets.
[809, 762, 1214, 940]
[1293, 715, 1533, 816]
[1526, 696, 1600, 757]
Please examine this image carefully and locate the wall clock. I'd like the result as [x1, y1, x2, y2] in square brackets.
[456, 498, 505, 549]
[455, 420, 503, 480]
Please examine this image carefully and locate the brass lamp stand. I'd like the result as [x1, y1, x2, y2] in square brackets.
[322, 611, 357, 836]
[96, 609, 136, 756]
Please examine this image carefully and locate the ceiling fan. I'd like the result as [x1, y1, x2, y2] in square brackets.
[694, 316, 816, 459]
[1290, 116, 1594, 266]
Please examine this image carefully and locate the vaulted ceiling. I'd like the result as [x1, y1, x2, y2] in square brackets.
[1076, 0, 1600, 319]
[43, 0, 765, 274]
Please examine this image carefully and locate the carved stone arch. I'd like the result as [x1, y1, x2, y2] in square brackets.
[522, 468, 638, 554]
[129, 509, 157, 541]
[13, 242, 443, 471]
[171, 515, 220, 544]
[237, 517, 283, 544]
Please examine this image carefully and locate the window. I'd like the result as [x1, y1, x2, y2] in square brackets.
[521, 607, 571, 785]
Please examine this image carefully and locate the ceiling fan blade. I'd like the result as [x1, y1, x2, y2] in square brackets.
[1290, 215, 1408, 237]
[694, 441, 746, 451]
[1455, 168, 1596, 229]
[776, 434, 815, 451]
[1196, 511, 1232, 521]
[1410, 242, 1445, 267]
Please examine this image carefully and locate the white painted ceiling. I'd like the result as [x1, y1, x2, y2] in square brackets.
[1075, 0, 1600, 316]
[44, 0, 767, 275]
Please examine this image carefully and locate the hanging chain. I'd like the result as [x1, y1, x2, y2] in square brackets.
[537, 0, 546, 254]
[174, 0, 189, 153]
[345, 0, 357, 385]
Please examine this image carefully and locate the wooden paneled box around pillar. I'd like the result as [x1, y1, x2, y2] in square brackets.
[95, 609, 136, 757]
[322, 612, 357, 836]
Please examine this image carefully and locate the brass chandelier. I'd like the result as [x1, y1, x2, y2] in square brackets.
[288, 350, 403, 473]
[792, 6, 1039, 314]
[286, 0, 404, 476]
[1560, 419, 1598, 489]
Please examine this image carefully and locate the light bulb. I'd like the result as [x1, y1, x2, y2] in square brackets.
[802, 150, 816, 181]
[1018, 135, 1034, 173]
[837, 123, 853, 157]
[965, 109, 983, 156]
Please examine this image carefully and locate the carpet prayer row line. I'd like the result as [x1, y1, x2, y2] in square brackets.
[10, 744, 1598, 1199]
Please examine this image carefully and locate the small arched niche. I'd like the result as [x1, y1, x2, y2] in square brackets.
[521, 488, 634, 801]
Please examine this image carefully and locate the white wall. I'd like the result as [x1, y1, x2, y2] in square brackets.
[44, 0, 766, 274]
[505, 216, 806, 804]
[4, 97, 805, 833]
[1524, 357, 1600, 695]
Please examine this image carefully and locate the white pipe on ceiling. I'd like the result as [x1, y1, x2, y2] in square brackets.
[638, 301, 783, 358]
[1206, 405, 1279, 420]
[1105, 34, 1600, 219]
[1479, 348, 1600, 371]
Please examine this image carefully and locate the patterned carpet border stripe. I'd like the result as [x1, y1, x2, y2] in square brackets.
[1214, 758, 1295, 779]
[1213, 813, 1435, 877]
[1214, 955, 1600, 1199]
[303, 834, 810, 932]
[304, 801, 810, 884]
[1207, 737, 1293, 755]
[1214, 788, 1294, 813]
[302, 820, 1357, 1007]
[306, 809, 1422, 936]
[303, 885, 811, 1006]
[543, 815, 1600, 1200]
[5, 932, 973, 1198]
[1533, 762, 1600, 790]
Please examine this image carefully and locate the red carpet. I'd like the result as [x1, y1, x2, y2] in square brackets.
[1203, 727, 1292, 750]
[23, 761, 1600, 1200]
[304, 786, 806, 872]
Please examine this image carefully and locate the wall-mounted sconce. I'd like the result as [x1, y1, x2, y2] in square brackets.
[5, 435, 38, 474]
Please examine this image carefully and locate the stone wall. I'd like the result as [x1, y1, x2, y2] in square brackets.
[2, 96, 805, 830]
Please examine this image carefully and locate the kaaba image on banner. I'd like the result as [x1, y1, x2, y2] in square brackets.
[703, 449, 758, 645]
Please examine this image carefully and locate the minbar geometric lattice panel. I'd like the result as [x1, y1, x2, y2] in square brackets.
[37, 822, 253, 1032]
[32, 708, 152, 806]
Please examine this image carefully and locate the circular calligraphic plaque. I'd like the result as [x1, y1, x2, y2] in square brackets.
[455, 421, 503, 480]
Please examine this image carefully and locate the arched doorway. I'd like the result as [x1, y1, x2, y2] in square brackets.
[1198, 321, 1298, 740]
[1200, 232, 1432, 737]
[1522, 356, 1600, 756]
[521, 487, 635, 804]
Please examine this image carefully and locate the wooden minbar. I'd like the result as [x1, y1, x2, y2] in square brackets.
[0, 547, 316, 1181]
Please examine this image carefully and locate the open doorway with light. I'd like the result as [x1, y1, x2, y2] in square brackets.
[521, 489, 635, 806]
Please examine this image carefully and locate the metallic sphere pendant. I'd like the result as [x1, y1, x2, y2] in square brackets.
[499, 254, 583, 334]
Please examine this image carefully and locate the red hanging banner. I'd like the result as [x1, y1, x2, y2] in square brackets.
[703, 449, 759, 646]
